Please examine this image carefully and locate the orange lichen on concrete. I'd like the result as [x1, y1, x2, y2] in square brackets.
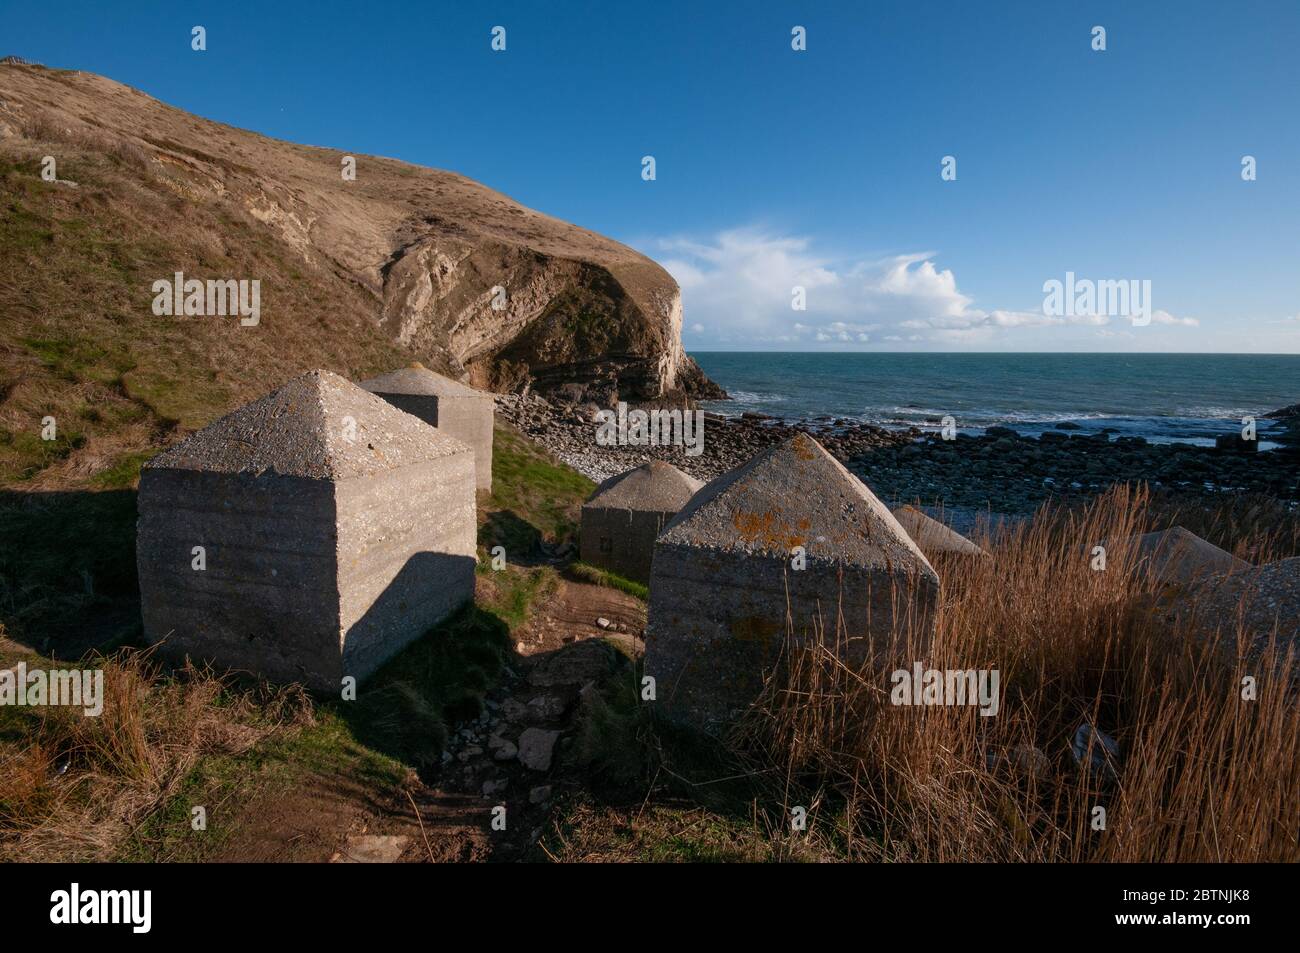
[730, 615, 782, 646]
[731, 509, 807, 550]
[790, 433, 819, 460]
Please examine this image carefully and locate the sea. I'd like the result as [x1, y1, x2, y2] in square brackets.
[691, 353, 1300, 449]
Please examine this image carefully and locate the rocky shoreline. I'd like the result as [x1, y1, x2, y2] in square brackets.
[494, 394, 917, 484]
[496, 394, 1300, 515]
[856, 424, 1299, 514]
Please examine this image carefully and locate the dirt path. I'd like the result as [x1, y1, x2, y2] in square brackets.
[516, 577, 645, 655]
[216, 577, 646, 863]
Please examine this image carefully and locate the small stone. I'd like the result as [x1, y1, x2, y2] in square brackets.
[986, 745, 1052, 777]
[596, 617, 611, 629]
[500, 698, 529, 722]
[482, 778, 508, 796]
[333, 834, 409, 864]
[493, 740, 518, 761]
[1071, 723, 1120, 778]
[526, 694, 566, 720]
[517, 727, 561, 772]
[529, 785, 552, 805]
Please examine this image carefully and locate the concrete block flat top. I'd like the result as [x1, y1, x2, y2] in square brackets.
[891, 505, 986, 556]
[659, 433, 933, 571]
[1126, 526, 1249, 585]
[359, 363, 490, 401]
[146, 369, 471, 480]
[584, 460, 704, 511]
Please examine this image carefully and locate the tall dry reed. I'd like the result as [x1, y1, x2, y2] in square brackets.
[735, 485, 1300, 861]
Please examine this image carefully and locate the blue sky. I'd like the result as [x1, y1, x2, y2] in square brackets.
[5, 0, 1299, 352]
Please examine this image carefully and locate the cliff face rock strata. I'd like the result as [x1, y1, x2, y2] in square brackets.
[0, 63, 717, 403]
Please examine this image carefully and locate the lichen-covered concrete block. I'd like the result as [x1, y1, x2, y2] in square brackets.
[137, 369, 477, 690]
[580, 460, 703, 582]
[645, 433, 940, 733]
[360, 363, 495, 490]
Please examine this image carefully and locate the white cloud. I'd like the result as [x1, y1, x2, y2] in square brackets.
[652, 227, 1195, 348]
[1150, 310, 1199, 327]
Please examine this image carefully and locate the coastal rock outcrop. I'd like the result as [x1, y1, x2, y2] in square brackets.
[0, 62, 717, 405]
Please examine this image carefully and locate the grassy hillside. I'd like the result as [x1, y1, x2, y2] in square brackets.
[0, 148, 412, 490]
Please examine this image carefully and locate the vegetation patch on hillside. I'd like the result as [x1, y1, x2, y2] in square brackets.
[567, 561, 649, 601]
[480, 424, 593, 556]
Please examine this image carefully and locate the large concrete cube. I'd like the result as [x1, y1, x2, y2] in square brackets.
[646, 434, 940, 732]
[360, 364, 494, 490]
[580, 461, 703, 582]
[137, 369, 477, 690]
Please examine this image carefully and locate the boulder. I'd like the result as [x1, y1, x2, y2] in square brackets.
[517, 727, 561, 772]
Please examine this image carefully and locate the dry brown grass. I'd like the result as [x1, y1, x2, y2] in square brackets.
[1144, 488, 1300, 562]
[734, 485, 1300, 862]
[0, 648, 312, 861]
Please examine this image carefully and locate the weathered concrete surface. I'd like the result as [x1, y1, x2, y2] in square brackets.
[1121, 526, 1249, 587]
[334, 448, 477, 681]
[1166, 556, 1300, 655]
[891, 505, 987, 559]
[138, 370, 476, 690]
[360, 364, 495, 490]
[645, 434, 940, 733]
[580, 460, 703, 582]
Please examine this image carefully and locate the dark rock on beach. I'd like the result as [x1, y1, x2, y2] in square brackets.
[493, 393, 916, 483]
[1264, 403, 1300, 447]
[497, 393, 1300, 518]
[849, 427, 1299, 513]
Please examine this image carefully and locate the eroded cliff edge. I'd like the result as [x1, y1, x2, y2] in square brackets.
[0, 62, 721, 406]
